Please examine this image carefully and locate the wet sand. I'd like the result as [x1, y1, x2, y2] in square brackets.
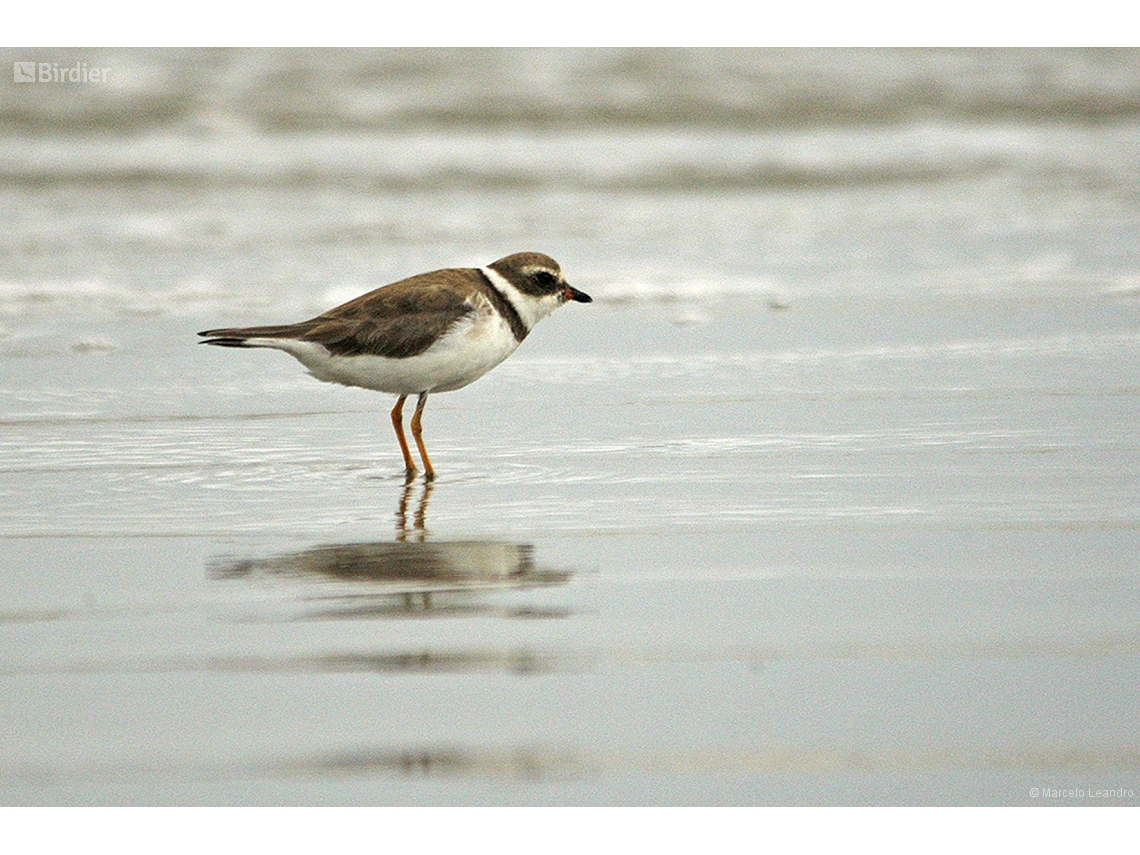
[2, 295, 1138, 804]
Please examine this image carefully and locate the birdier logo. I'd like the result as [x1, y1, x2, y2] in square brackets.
[13, 61, 110, 83]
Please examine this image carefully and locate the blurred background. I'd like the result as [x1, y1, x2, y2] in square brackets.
[3, 48, 1140, 323]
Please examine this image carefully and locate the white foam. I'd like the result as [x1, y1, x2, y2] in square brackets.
[0, 278, 276, 318]
[589, 275, 787, 306]
[70, 337, 120, 354]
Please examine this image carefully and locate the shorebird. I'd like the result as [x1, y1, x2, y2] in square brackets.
[198, 252, 591, 479]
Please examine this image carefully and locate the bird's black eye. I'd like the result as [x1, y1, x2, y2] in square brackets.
[533, 270, 557, 288]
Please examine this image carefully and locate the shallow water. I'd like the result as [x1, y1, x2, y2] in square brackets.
[1, 49, 1139, 805]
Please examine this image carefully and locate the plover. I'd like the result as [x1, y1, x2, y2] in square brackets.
[198, 252, 591, 479]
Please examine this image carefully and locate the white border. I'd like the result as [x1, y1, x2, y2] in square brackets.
[3, 807, 1138, 851]
[6, 2, 1140, 47]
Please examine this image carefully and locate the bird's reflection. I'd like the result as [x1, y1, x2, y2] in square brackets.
[395, 475, 432, 541]
[209, 477, 571, 620]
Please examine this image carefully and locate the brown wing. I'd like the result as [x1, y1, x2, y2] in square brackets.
[199, 268, 482, 358]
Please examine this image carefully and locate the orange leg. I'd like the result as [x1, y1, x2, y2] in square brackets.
[410, 392, 435, 480]
[390, 395, 417, 476]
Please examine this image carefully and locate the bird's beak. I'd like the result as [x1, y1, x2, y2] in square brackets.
[564, 285, 592, 303]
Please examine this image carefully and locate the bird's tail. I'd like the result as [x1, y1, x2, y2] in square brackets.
[197, 325, 302, 347]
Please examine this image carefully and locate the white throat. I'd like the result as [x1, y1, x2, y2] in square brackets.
[480, 266, 562, 331]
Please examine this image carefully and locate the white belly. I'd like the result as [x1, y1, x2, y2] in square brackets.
[258, 304, 521, 396]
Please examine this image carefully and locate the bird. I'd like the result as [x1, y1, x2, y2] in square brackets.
[198, 252, 592, 480]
